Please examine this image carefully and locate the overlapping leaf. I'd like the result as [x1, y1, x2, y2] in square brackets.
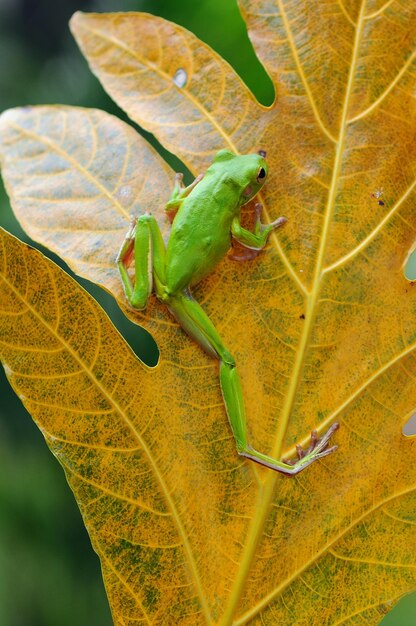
[1, 1, 416, 625]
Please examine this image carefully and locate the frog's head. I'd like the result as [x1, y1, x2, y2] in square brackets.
[212, 149, 269, 205]
[239, 150, 269, 204]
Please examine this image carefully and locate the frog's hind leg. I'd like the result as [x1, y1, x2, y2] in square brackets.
[167, 292, 339, 475]
[116, 214, 166, 310]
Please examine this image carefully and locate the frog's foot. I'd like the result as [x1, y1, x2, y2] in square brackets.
[229, 245, 261, 262]
[254, 203, 287, 232]
[270, 216, 287, 230]
[174, 171, 204, 195]
[126, 214, 139, 236]
[282, 422, 340, 470]
[116, 214, 138, 267]
[174, 172, 185, 190]
[187, 172, 204, 191]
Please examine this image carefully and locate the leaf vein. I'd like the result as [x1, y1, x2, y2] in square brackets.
[0, 249, 212, 624]
[348, 50, 416, 124]
[235, 483, 416, 624]
[277, 0, 338, 144]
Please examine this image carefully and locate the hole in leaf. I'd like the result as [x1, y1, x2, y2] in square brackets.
[402, 413, 416, 437]
[404, 245, 416, 282]
[173, 68, 187, 88]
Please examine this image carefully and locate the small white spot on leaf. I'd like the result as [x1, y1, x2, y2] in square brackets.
[173, 68, 187, 88]
[118, 185, 133, 201]
[117, 185, 135, 211]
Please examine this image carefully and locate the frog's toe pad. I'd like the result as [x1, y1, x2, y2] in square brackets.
[283, 422, 339, 466]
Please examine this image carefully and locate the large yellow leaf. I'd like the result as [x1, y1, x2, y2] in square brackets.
[1, 1, 416, 625]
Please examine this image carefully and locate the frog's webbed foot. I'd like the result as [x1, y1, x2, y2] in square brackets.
[282, 422, 340, 470]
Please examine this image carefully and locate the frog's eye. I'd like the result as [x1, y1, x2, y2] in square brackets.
[257, 167, 267, 182]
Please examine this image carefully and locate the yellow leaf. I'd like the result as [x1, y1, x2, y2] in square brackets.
[70, 10, 264, 171]
[1, 1, 416, 625]
[0, 106, 174, 293]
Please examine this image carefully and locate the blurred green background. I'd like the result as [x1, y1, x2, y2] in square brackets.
[0, 1, 415, 624]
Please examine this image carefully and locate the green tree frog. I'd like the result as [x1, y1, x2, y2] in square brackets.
[117, 149, 339, 474]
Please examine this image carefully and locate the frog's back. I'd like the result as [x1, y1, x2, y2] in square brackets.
[165, 173, 237, 293]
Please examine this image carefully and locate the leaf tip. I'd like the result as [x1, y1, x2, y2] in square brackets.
[0, 106, 43, 145]
[69, 9, 84, 23]
[0, 107, 28, 141]
[69, 10, 88, 35]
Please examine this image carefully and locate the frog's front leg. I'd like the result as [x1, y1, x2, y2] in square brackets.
[116, 213, 166, 309]
[231, 203, 286, 252]
[165, 172, 204, 223]
[167, 291, 338, 474]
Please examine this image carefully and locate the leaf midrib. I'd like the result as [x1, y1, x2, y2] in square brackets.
[219, 3, 366, 624]
[234, 482, 416, 625]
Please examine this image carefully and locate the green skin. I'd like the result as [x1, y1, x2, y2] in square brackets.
[117, 150, 339, 474]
